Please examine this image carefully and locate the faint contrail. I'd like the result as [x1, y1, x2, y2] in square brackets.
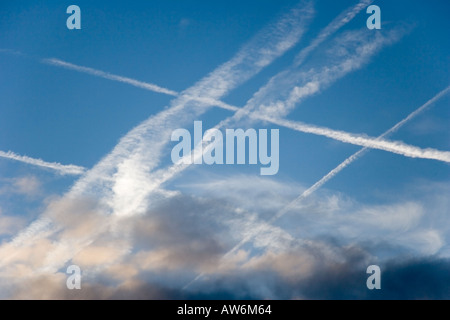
[294, 0, 373, 66]
[0, 150, 86, 175]
[184, 85, 450, 290]
[43, 58, 179, 97]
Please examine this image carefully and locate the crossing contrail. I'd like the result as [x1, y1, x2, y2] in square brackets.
[183, 85, 450, 289]
[232, 85, 450, 257]
[3, 1, 316, 274]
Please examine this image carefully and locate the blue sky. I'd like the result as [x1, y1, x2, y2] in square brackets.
[0, 0, 449, 299]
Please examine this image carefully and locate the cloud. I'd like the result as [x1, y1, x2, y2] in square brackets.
[12, 176, 41, 197]
[1, 1, 448, 301]
[0, 173, 448, 299]
[180, 82, 448, 286]
[0, 5, 317, 288]
[0, 175, 42, 198]
[179, 18, 192, 30]
[10, 253, 450, 300]
[185, 251, 450, 300]
[0, 215, 25, 236]
[183, 174, 450, 288]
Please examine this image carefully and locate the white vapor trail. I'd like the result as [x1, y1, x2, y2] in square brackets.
[174, 96, 450, 164]
[242, 27, 408, 120]
[3, 25, 434, 175]
[184, 85, 450, 290]
[293, 0, 373, 66]
[0, 150, 86, 175]
[264, 114, 450, 163]
[2, 1, 315, 272]
[240, 85, 450, 253]
[68, 0, 315, 214]
[43, 58, 179, 97]
[151, 25, 424, 191]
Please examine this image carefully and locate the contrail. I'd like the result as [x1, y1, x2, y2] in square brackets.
[175, 97, 450, 164]
[39, 59, 247, 112]
[3, 1, 315, 272]
[46, 57, 446, 164]
[68, 0, 315, 213]
[294, 0, 373, 66]
[36, 58, 450, 165]
[35, 26, 439, 165]
[0, 1, 315, 200]
[2, 6, 399, 168]
[233, 85, 450, 255]
[152, 25, 438, 191]
[240, 26, 408, 120]
[263, 114, 450, 163]
[0, 150, 86, 175]
[3, 0, 369, 103]
[184, 85, 450, 290]
[43, 58, 179, 97]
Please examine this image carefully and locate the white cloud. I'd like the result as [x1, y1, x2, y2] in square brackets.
[12, 176, 41, 197]
[0, 215, 25, 236]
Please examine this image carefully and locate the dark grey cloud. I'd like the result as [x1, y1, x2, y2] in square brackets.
[183, 256, 450, 300]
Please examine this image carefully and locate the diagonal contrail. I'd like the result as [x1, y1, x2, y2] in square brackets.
[259, 111, 450, 163]
[30, 55, 450, 165]
[6, 48, 448, 173]
[68, 0, 315, 212]
[0, 150, 86, 175]
[2, 1, 316, 274]
[2, 4, 417, 173]
[150, 24, 428, 192]
[42, 58, 179, 97]
[184, 85, 450, 290]
[294, 0, 373, 66]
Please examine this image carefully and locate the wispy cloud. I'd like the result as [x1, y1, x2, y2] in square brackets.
[218, 86, 450, 267]
[242, 27, 408, 119]
[0, 150, 86, 176]
[2, 1, 448, 300]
